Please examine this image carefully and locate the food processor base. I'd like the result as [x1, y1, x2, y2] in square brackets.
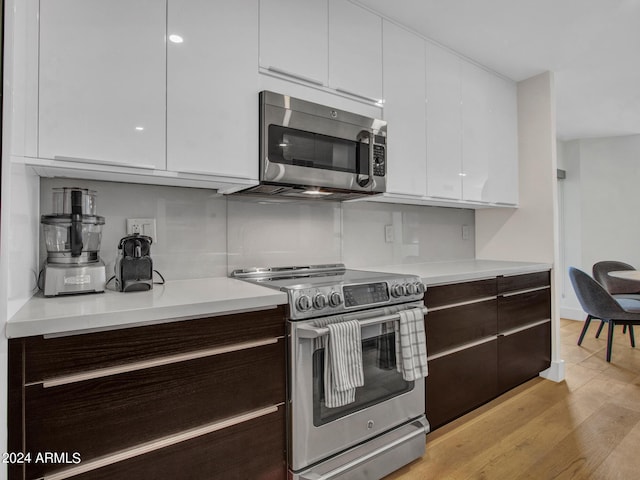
[42, 260, 107, 297]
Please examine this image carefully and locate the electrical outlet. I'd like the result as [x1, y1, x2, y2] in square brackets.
[127, 218, 157, 242]
[385, 225, 394, 243]
[462, 225, 470, 240]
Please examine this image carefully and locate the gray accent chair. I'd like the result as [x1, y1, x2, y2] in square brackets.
[570, 267, 640, 362]
[591, 261, 640, 338]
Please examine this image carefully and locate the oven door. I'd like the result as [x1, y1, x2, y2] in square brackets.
[288, 302, 426, 472]
[260, 92, 386, 194]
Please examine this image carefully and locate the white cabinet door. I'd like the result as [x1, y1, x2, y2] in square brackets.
[329, 0, 383, 103]
[486, 74, 518, 205]
[461, 62, 518, 204]
[167, 0, 259, 180]
[382, 21, 426, 196]
[426, 43, 462, 199]
[259, 0, 328, 86]
[461, 61, 491, 202]
[39, 0, 166, 169]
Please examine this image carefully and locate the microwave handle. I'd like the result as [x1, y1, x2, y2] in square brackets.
[356, 130, 374, 188]
[296, 307, 428, 339]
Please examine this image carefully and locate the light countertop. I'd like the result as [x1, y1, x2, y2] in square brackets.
[369, 259, 552, 285]
[6, 259, 552, 339]
[6, 277, 288, 338]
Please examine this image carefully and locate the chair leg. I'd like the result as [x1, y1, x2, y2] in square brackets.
[629, 325, 636, 348]
[595, 319, 605, 338]
[606, 320, 615, 362]
[623, 325, 628, 334]
[578, 314, 594, 345]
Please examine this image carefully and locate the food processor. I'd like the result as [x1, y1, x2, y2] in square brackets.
[40, 187, 106, 296]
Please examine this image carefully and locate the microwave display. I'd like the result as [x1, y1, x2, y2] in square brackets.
[268, 125, 368, 174]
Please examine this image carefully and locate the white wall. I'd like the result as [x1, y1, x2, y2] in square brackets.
[475, 71, 563, 382]
[558, 134, 640, 320]
[557, 140, 583, 319]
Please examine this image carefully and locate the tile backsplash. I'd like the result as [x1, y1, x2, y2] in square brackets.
[39, 180, 475, 280]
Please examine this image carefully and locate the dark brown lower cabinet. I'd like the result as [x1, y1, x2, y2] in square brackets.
[424, 271, 552, 431]
[8, 307, 287, 480]
[426, 340, 498, 429]
[498, 322, 552, 394]
[71, 406, 286, 480]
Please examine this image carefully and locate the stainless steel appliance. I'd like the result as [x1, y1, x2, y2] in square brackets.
[232, 264, 429, 480]
[40, 187, 106, 296]
[239, 91, 387, 201]
[115, 233, 154, 292]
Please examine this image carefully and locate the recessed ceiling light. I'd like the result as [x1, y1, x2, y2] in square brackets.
[169, 34, 184, 44]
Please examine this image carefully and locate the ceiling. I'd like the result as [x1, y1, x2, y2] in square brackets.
[356, 0, 640, 140]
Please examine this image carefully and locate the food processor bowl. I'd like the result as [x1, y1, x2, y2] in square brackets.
[52, 187, 97, 215]
[41, 215, 105, 264]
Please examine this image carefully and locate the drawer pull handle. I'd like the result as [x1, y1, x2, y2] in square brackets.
[43, 404, 282, 480]
[266, 66, 325, 86]
[33, 337, 280, 388]
[501, 286, 550, 297]
[54, 155, 157, 170]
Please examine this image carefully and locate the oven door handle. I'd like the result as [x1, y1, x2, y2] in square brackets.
[296, 307, 428, 339]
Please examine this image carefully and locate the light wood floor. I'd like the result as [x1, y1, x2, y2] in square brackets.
[386, 319, 640, 480]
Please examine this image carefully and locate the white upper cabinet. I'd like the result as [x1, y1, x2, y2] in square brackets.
[461, 61, 518, 204]
[486, 74, 518, 205]
[167, 0, 259, 180]
[38, 0, 166, 169]
[383, 21, 426, 196]
[425, 43, 463, 200]
[461, 61, 491, 202]
[329, 0, 383, 103]
[259, 0, 328, 86]
[259, 0, 382, 104]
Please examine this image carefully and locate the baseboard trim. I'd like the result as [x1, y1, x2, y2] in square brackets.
[539, 360, 565, 382]
[560, 307, 585, 321]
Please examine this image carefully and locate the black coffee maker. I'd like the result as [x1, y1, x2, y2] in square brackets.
[115, 234, 153, 292]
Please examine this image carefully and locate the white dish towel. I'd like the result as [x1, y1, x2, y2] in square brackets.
[314, 318, 364, 408]
[395, 308, 429, 381]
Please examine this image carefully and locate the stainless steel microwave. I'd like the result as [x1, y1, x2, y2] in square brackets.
[241, 91, 387, 201]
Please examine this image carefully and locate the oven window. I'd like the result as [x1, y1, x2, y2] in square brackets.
[312, 331, 414, 426]
[268, 125, 367, 174]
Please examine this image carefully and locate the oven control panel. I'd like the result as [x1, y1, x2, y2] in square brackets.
[289, 277, 426, 320]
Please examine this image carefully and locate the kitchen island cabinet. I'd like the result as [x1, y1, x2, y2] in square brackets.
[423, 270, 551, 429]
[7, 306, 287, 480]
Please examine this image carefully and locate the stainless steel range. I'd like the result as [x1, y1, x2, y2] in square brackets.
[232, 264, 429, 480]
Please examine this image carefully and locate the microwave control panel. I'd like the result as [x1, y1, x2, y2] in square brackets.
[373, 144, 386, 176]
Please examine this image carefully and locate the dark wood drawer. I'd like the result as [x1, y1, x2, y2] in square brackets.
[24, 338, 285, 479]
[498, 271, 550, 294]
[426, 299, 497, 355]
[498, 288, 551, 332]
[67, 405, 286, 480]
[426, 339, 498, 429]
[425, 278, 497, 309]
[23, 306, 286, 383]
[498, 322, 551, 394]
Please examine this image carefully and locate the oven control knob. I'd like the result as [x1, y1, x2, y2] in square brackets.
[329, 291, 343, 307]
[391, 284, 405, 297]
[313, 293, 327, 310]
[415, 282, 427, 294]
[296, 295, 312, 312]
[405, 283, 417, 295]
